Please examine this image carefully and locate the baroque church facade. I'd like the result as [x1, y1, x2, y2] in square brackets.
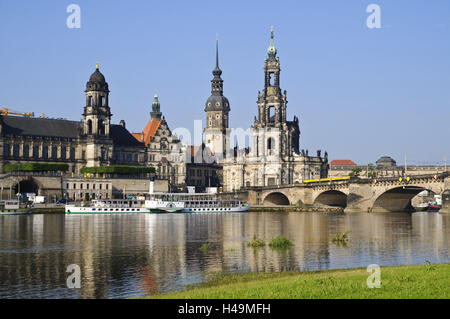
[220, 28, 329, 191]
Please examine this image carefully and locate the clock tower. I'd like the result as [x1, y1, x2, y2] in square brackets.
[204, 36, 230, 162]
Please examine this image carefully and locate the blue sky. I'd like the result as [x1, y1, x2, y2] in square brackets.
[0, 0, 449, 165]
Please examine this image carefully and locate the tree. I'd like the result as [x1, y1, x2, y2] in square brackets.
[367, 163, 377, 179]
[349, 166, 362, 178]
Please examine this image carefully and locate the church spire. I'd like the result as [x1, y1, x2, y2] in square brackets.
[211, 35, 223, 96]
[267, 26, 277, 58]
[212, 34, 222, 78]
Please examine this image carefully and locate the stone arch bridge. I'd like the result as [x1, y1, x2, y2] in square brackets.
[227, 173, 450, 213]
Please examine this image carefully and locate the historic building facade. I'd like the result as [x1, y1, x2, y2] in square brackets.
[0, 65, 187, 185]
[222, 28, 328, 191]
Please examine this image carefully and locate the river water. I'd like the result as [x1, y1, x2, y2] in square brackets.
[0, 211, 449, 298]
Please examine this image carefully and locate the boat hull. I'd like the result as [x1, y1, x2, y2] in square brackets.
[183, 205, 250, 213]
[65, 206, 152, 214]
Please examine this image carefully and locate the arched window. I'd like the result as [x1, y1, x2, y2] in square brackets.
[23, 145, 29, 158]
[87, 120, 92, 135]
[3, 144, 10, 157]
[70, 147, 75, 160]
[43, 146, 49, 159]
[268, 106, 275, 123]
[13, 144, 19, 157]
[33, 146, 39, 158]
[61, 146, 66, 160]
[98, 119, 105, 135]
[267, 138, 275, 156]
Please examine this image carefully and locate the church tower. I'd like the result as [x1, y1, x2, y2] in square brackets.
[83, 64, 113, 166]
[204, 36, 230, 162]
[253, 27, 299, 159]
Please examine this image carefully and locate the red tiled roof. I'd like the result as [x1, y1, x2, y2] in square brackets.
[330, 160, 357, 167]
[132, 118, 163, 147]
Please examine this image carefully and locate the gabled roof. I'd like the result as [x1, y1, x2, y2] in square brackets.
[330, 160, 357, 167]
[132, 118, 163, 147]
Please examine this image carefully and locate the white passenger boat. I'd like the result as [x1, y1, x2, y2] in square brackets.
[147, 193, 250, 213]
[65, 181, 250, 214]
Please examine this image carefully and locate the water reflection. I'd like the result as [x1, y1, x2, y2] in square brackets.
[0, 212, 449, 298]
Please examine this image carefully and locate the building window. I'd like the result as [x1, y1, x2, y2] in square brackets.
[80, 183, 83, 190]
[101, 148, 106, 160]
[61, 146, 66, 160]
[88, 96, 92, 106]
[70, 147, 75, 160]
[43, 146, 48, 159]
[33, 146, 39, 159]
[87, 120, 92, 135]
[13, 144, 19, 157]
[23, 145, 29, 158]
[127, 153, 132, 162]
[134, 154, 138, 162]
[52, 146, 57, 159]
[106, 184, 109, 190]
[119, 153, 124, 161]
[73, 183, 76, 189]
[3, 144, 10, 157]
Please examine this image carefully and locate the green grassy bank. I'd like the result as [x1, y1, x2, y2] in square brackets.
[142, 264, 450, 299]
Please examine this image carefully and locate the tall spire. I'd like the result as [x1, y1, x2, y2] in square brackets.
[267, 26, 277, 58]
[216, 34, 219, 69]
[213, 34, 222, 78]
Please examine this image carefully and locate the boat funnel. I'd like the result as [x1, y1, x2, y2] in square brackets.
[149, 181, 154, 194]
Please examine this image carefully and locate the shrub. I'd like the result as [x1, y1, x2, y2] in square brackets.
[247, 234, 265, 248]
[199, 243, 209, 254]
[3, 162, 69, 172]
[332, 231, 351, 245]
[269, 235, 293, 249]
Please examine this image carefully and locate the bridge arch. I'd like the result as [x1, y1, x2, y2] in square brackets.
[314, 190, 348, 208]
[13, 177, 41, 195]
[371, 185, 442, 213]
[263, 192, 290, 206]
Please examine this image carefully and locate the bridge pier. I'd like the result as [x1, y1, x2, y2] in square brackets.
[344, 184, 374, 213]
[440, 177, 450, 214]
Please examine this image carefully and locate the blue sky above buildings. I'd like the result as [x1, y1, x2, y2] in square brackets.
[0, 0, 449, 165]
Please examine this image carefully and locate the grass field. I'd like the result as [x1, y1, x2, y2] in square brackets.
[142, 263, 450, 299]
